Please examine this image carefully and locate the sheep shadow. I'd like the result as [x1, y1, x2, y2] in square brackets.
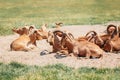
[40, 50, 67, 59]
[54, 54, 67, 59]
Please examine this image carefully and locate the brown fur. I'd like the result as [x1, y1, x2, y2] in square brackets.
[77, 31, 104, 48]
[10, 28, 48, 51]
[47, 30, 66, 52]
[106, 24, 117, 36]
[61, 32, 104, 58]
[86, 25, 117, 48]
[103, 26, 120, 52]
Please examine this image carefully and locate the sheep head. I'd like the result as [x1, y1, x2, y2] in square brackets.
[85, 31, 104, 47]
[47, 30, 64, 52]
[106, 24, 117, 38]
[61, 32, 75, 53]
[47, 30, 64, 45]
[12, 28, 24, 35]
[12, 25, 36, 35]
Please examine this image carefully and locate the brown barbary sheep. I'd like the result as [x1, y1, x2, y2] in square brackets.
[84, 25, 118, 49]
[47, 30, 69, 56]
[10, 25, 48, 51]
[47, 30, 65, 53]
[61, 32, 104, 59]
[106, 24, 117, 36]
[77, 31, 104, 48]
[103, 25, 120, 52]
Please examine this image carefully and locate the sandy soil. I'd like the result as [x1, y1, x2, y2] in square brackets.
[1, 22, 120, 69]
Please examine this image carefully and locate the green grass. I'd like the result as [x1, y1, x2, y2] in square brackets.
[0, 62, 120, 80]
[0, 0, 120, 35]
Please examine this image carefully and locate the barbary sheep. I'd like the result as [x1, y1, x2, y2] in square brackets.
[10, 26, 48, 51]
[61, 32, 104, 58]
[47, 30, 67, 53]
[103, 25, 120, 52]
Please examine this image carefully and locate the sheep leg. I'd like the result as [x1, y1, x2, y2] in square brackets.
[59, 50, 69, 56]
[85, 49, 91, 59]
[23, 44, 36, 51]
[73, 48, 79, 57]
[110, 42, 113, 53]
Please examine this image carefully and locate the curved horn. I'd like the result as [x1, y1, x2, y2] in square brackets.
[68, 33, 75, 39]
[63, 32, 74, 42]
[33, 30, 43, 36]
[85, 30, 97, 37]
[53, 30, 64, 37]
[53, 30, 63, 34]
[107, 24, 117, 35]
[85, 31, 98, 42]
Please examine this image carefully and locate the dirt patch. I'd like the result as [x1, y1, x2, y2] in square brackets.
[1, 23, 120, 68]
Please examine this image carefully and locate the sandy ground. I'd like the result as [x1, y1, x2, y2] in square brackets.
[1, 21, 120, 69]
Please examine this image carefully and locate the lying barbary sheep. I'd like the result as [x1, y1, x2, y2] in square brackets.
[47, 30, 67, 53]
[84, 25, 118, 49]
[103, 25, 120, 52]
[10, 26, 48, 51]
[61, 32, 104, 58]
[76, 30, 105, 49]
[101, 24, 117, 42]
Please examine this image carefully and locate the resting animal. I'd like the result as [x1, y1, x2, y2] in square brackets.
[61, 32, 104, 58]
[103, 25, 120, 52]
[47, 30, 67, 53]
[84, 25, 118, 48]
[10, 28, 48, 51]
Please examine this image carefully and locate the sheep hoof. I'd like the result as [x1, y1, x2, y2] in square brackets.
[40, 50, 49, 56]
[55, 54, 66, 59]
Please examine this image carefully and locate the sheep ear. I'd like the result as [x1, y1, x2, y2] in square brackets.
[29, 25, 35, 31]
[12, 27, 18, 32]
[35, 30, 44, 36]
[41, 24, 47, 31]
[34, 30, 37, 34]
[48, 31, 53, 36]
[12, 28, 16, 32]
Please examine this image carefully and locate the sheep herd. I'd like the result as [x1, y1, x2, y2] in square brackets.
[10, 23, 120, 59]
